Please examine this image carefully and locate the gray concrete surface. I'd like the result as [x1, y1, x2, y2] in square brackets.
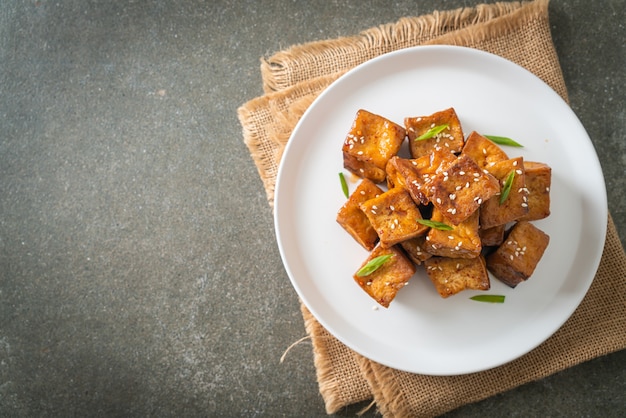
[0, 1, 624, 416]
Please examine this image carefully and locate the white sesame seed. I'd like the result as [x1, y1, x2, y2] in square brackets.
[513, 161, 518, 166]
[516, 169, 523, 175]
[459, 171, 465, 175]
[456, 185, 462, 191]
[482, 148, 487, 155]
[389, 205, 395, 211]
[449, 193, 456, 200]
[521, 203, 528, 207]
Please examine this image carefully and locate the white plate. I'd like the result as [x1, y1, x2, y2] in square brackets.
[274, 46, 607, 375]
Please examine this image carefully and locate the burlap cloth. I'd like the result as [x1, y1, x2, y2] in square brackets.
[238, 0, 626, 416]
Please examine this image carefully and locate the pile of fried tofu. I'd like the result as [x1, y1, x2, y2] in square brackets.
[337, 108, 551, 308]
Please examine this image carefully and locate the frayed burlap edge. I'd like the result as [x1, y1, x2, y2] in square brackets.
[238, 73, 342, 207]
[300, 303, 373, 414]
[260, 1, 533, 93]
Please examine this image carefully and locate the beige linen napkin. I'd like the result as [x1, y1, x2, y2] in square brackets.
[238, 1, 626, 416]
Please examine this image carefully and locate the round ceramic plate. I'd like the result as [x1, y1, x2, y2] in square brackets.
[273, 45, 607, 375]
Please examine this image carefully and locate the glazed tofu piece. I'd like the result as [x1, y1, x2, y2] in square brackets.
[405, 107, 464, 159]
[342, 109, 406, 183]
[486, 221, 550, 288]
[461, 131, 509, 169]
[424, 255, 490, 298]
[479, 157, 529, 229]
[360, 188, 429, 248]
[425, 208, 482, 259]
[518, 161, 551, 221]
[353, 244, 416, 308]
[480, 224, 506, 247]
[387, 150, 457, 205]
[336, 179, 384, 251]
[428, 154, 500, 225]
[400, 235, 432, 265]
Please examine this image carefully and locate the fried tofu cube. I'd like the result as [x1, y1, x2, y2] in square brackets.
[385, 155, 422, 192]
[461, 131, 509, 169]
[405, 107, 464, 159]
[486, 221, 550, 288]
[360, 188, 429, 248]
[428, 154, 500, 225]
[400, 235, 432, 265]
[353, 244, 416, 308]
[479, 157, 529, 229]
[425, 208, 482, 259]
[518, 161, 551, 221]
[336, 179, 384, 251]
[342, 109, 406, 183]
[424, 255, 490, 298]
[480, 224, 506, 247]
[403, 149, 458, 205]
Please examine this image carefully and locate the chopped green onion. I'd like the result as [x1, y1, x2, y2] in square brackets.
[356, 254, 393, 277]
[470, 294, 505, 303]
[416, 124, 449, 141]
[485, 135, 523, 147]
[339, 172, 349, 198]
[416, 219, 454, 231]
[499, 171, 515, 205]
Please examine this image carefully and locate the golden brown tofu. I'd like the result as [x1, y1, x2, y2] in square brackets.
[403, 149, 457, 205]
[360, 188, 429, 248]
[486, 221, 550, 288]
[428, 154, 500, 225]
[336, 179, 384, 251]
[425, 208, 482, 259]
[353, 244, 416, 308]
[480, 224, 506, 247]
[479, 157, 529, 229]
[518, 161, 551, 221]
[342, 109, 406, 183]
[400, 235, 432, 265]
[405, 107, 464, 159]
[424, 255, 490, 298]
[461, 131, 509, 169]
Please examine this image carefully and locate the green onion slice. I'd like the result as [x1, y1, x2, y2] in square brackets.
[416, 124, 449, 141]
[339, 172, 349, 198]
[470, 294, 506, 303]
[356, 254, 393, 277]
[499, 171, 515, 205]
[416, 219, 454, 231]
[485, 135, 523, 147]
